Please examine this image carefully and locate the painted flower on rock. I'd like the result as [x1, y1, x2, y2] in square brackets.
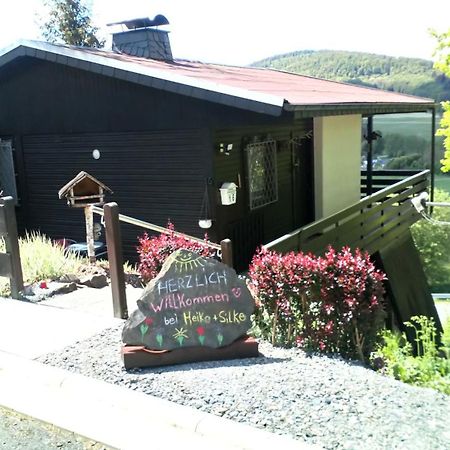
[196, 326, 206, 345]
[173, 327, 189, 346]
[140, 317, 153, 342]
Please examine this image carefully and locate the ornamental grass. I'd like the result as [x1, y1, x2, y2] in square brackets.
[0, 231, 86, 297]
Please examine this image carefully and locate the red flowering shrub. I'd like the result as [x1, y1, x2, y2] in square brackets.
[137, 221, 216, 282]
[248, 246, 386, 360]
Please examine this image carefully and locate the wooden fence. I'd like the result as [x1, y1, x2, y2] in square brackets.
[264, 170, 444, 337]
[361, 169, 422, 197]
[0, 196, 24, 299]
[265, 170, 429, 256]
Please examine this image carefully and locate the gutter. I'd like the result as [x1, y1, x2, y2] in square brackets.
[285, 102, 438, 118]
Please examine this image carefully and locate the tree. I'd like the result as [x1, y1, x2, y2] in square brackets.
[432, 29, 450, 172]
[411, 189, 450, 291]
[41, 0, 105, 48]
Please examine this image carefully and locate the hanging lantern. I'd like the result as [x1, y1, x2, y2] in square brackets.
[198, 180, 213, 229]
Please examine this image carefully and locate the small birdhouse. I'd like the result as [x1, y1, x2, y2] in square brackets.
[58, 171, 112, 208]
[219, 182, 237, 205]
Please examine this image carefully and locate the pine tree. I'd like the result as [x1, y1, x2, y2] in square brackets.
[41, 0, 105, 48]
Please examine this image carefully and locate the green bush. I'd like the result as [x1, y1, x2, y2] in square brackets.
[371, 315, 450, 395]
[0, 231, 86, 297]
[411, 188, 450, 291]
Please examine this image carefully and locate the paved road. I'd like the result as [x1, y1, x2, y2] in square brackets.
[0, 406, 112, 450]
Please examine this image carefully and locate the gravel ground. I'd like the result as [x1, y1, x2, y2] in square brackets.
[37, 324, 450, 450]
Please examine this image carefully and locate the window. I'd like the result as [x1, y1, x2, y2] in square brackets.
[0, 139, 18, 203]
[246, 139, 278, 210]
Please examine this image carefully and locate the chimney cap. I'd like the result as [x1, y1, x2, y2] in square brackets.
[107, 14, 169, 30]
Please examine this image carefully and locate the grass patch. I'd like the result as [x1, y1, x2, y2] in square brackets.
[0, 232, 86, 297]
[435, 174, 450, 196]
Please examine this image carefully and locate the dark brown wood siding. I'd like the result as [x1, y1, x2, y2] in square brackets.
[0, 58, 293, 135]
[213, 121, 313, 269]
[0, 57, 300, 265]
[21, 130, 209, 258]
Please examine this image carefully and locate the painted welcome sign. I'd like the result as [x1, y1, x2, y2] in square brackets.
[122, 249, 255, 351]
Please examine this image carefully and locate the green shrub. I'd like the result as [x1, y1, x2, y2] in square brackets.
[0, 231, 86, 297]
[371, 315, 450, 395]
[411, 188, 450, 291]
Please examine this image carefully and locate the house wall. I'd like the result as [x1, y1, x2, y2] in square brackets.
[0, 57, 298, 261]
[313, 115, 362, 219]
[213, 120, 314, 269]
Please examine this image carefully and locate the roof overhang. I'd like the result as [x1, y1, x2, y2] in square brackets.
[0, 40, 437, 119]
[0, 40, 285, 117]
[286, 102, 437, 119]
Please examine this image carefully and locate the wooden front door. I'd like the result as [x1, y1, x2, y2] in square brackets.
[292, 134, 314, 228]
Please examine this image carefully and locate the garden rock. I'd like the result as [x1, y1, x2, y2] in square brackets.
[22, 281, 78, 302]
[58, 273, 80, 284]
[48, 281, 78, 296]
[124, 273, 145, 288]
[79, 274, 108, 289]
[78, 265, 108, 289]
[123, 249, 255, 350]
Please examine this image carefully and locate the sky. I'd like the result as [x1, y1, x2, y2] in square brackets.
[0, 0, 449, 65]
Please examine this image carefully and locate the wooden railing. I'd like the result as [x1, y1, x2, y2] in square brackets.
[265, 170, 429, 256]
[361, 169, 422, 197]
[92, 204, 233, 319]
[0, 196, 24, 299]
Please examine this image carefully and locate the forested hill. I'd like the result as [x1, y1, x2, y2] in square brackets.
[252, 50, 450, 102]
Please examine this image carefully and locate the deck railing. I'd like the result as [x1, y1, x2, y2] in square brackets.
[361, 169, 422, 197]
[265, 170, 429, 256]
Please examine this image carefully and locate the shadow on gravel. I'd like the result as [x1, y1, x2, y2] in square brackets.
[128, 355, 290, 375]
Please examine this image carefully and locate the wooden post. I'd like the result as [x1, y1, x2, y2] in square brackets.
[103, 202, 128, 319]
[84, 205, 96, 264]
[0, 196, 24, 299]
[366, 115, 373, 196]
[220, 238, 233, 269]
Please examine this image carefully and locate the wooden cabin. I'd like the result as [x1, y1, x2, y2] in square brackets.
[0, 28, 436, 269]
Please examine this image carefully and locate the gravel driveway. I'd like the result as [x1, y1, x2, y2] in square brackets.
[37, 324, 450, 450]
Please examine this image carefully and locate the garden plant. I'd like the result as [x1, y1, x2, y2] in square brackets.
[248, 246, 386, 361]
[137, 221, 215, 283]
[411, 188, 450, 291]
[371, 315, 450, 395]
[0, 231, 85, 297]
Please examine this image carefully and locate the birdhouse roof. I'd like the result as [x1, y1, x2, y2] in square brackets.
[58, 171, 113, 199]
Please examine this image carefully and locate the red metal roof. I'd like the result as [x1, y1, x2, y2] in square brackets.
[90, 49, 433, 106]
[0, 41, 434, 115]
